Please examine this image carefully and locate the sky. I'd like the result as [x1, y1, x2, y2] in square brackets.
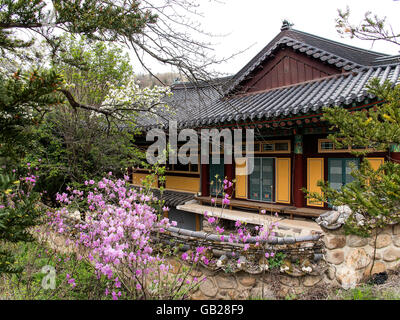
[134, 0, 400, 76]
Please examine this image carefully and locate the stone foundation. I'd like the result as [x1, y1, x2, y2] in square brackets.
[47, 210, 400, 299]
[322, 224, 400, 289]
[182, 222, 400, 297]
[165, 257, 329, 300]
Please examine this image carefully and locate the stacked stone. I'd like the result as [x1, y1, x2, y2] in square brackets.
[323, 225, 400, 289]
[167, 258, 326, 300]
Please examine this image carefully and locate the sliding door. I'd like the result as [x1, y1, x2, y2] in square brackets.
[249, 158, 275, 202]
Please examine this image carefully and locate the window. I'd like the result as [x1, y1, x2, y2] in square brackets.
[260, 140, 291, 154]
[168, 161, 199, 173]
[172, 162, 190, 172]
[319, 139, 375, 153]
[320, 140, 334, 151]
[249, 158, 275, 202]
[262, 143, 274, 152]
[209, 157, 224, 195]
[210, 144, 225, 154]
[240, 142, 260, 153]
[328, 158, 360, 191]
[275, 142, 289, 152]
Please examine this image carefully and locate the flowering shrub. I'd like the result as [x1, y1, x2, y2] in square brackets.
[206, 175, 280, 267]
[49, 174, 205, 299]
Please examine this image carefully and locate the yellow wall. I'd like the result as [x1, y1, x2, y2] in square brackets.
[307, 158, 324, 207]
[133, 172, 199, 193]
[132, 172, 158, 188]
[165, 175, 199, 193]
[366, 157, 384, 171]
[235, 157, 248, 199]
[276, 158, 291, 204]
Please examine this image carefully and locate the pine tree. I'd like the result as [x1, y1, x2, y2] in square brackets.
[308, 79, 400, 236]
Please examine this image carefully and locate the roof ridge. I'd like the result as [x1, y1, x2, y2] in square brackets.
[171, 76, 233, 90]
[231, 71, 356, 98]
[223, 28, 394, 96]
[374, 55, 400, 61]
[230, 63, 400, 99]
[289, 28, 390, 57]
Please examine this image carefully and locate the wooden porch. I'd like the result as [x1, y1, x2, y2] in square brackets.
[195, 196, 327, 219]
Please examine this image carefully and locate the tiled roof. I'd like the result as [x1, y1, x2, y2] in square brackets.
[224, 28, 389, 95]
[139, 64, 400, 130]
[150, 189, 195, 207]
[137, 28, 400, 130]
[136, 78, 227, 128]
[191, 64, 400, 127]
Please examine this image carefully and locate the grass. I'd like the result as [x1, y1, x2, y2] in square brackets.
[332, 284, 400, 300]
[0, 240, 110, 300]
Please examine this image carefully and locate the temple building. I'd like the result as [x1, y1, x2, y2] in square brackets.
[131, 22, 400, 231]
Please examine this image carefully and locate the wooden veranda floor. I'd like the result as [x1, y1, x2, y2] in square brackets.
[195, 196, 327, 219]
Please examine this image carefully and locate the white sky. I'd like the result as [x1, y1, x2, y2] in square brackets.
[134, 0, 400, 76]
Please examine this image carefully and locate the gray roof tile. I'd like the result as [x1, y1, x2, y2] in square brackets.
[137, 29, 400, 130]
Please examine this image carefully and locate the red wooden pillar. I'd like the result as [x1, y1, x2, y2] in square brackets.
[224, 163, 234, 197]
[392, 153, 400, 163]
[293, 134, 304, 208]
[390, 144, 400, 163]
[201, 163, 209, 197]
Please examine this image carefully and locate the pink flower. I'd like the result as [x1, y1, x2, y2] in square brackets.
[207, 217, 216, 224]
[215, 226, 224, 234]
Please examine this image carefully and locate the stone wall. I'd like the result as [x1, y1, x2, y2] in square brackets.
[323, 224, 400, 289]
[166, 256, 330, 300]
[167, 261, 327, 300]
[47, 210, 400, 298]
[169, 223, 400, 299]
